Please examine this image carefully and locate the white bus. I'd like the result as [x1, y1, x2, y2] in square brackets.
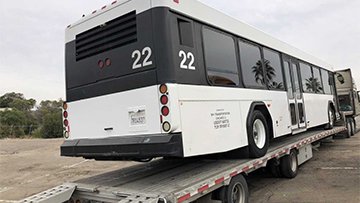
[61, 0, 338, 161]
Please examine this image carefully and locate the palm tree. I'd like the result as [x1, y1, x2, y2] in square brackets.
[252, 59, 277, 89]
[252, 60, 264, 85]
[270, 81, 284, 90]
[305, 78, 323, 93]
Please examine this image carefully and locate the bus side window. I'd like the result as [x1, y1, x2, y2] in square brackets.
[263, 48, 285, 90]
[239, 41, 264, 88]
[321, 69, 331, 95]
[178, 18, 194, 47]
[312, 67, 323, 94]
[299, 63, 314, 93]
[203, 27, 239, 86]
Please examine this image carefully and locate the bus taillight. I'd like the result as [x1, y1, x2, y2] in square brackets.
[160, 84, 167, 94]
[161, 106, 169, 116]
[162, 122, 171, 132]
[160, 95, 168, 105]
[105, 58, 111, 66]
[63, 111, 68, 118]
[63, 103, 67, 110]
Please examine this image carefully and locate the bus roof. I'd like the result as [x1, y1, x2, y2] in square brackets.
[66, 0, 334, 71]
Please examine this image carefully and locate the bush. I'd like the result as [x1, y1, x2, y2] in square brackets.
[0, 109, 26, 138]
[41, 111, 63, 138]
[32, 127, 43, 139]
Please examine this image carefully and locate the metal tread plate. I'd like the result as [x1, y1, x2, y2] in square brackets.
[18, 183, 76, 203]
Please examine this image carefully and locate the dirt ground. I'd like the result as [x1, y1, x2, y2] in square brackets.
[0, 139, 137, 202]
[0, 132, 359, 202]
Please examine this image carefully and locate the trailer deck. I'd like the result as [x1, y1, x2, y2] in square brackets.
[19, 126, 346, 203]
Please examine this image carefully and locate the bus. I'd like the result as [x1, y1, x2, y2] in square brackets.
[61, 0, 339, 161]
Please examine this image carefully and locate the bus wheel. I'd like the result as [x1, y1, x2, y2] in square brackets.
[350, 118, 355, 136]
[220, 174, 249, 203]
[346, 118, 352, 138]
[280, 149, 298, 178]
[247, 110, 269, 158]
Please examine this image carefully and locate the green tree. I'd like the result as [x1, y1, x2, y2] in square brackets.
[35, 100, 63, 124]
[0, 109, 26, 138]
[41, 111, 63, 138]
[0, 92, 24, 108]
[0, 92, 36, 111]
[35, 99, 63, 138]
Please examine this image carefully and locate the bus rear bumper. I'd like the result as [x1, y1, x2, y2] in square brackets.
[61, 133, 183, 160]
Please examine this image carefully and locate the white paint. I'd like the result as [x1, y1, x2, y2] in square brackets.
[65, 0, 151, 43]
[321, 167, 358, 170]
[66, 82, 334, 157]
[151, 0, 333, 71]
[62, 160, 89, 169]
[0, 200, 17, 203]
[0, 187, 13, 194]
[303, 93, 333, 128]
[67, 86, 161, 139]
[65, 0, 333, 72]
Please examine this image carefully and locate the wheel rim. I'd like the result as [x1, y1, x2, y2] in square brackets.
[290, 152, 297, 172]
[347, 122, 351, 136]
[253, 119, 266, 149]
[329, 110, 334, 126]
[231, 183, 246, 203]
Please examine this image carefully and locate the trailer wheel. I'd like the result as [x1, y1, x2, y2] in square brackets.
[220, 174, 249, 203]
[350, 118, 355, 136]
[280, 150, 298, 179]
[247, 110, 269, 158]
[346, 118, 352, 138]
[267, 159, 282, 178]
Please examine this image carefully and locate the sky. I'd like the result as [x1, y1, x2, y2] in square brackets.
[0, 0, 359, 102]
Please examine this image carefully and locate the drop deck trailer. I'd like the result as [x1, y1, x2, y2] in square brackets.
[19, 126, 347, 203]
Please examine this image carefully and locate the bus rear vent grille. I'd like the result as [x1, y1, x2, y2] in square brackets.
[75, 11, 137, 61]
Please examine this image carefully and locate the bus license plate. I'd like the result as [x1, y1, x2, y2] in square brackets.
[130, 110, 146, 126]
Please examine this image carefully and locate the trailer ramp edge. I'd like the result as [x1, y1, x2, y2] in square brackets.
[17, 183, 76, 203]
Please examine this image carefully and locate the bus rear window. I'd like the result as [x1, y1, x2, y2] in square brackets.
[203, 28, 239, 86]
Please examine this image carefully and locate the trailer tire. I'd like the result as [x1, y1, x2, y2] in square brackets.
[280, 150, 298, 179]
[346, 118, 352, 138]
[267, 159, 282, 178]
[220, 174, 249, 203]
[350, 118, 355, 136]
[247, 110, 269, 158]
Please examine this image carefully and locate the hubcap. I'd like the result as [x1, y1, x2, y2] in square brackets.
[253, 119, 266, 149]
[231, 183, 246, 203]
[290, 152, 297, 172]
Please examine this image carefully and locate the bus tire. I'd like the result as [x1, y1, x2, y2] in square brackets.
[350, 118, 355, 136]
[325, 107, 334, 129]
[220, 174, 249, 203]
[346, 118, 352, 138]
[247, 110, 269, 158]
[280, 149, 298, 179]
